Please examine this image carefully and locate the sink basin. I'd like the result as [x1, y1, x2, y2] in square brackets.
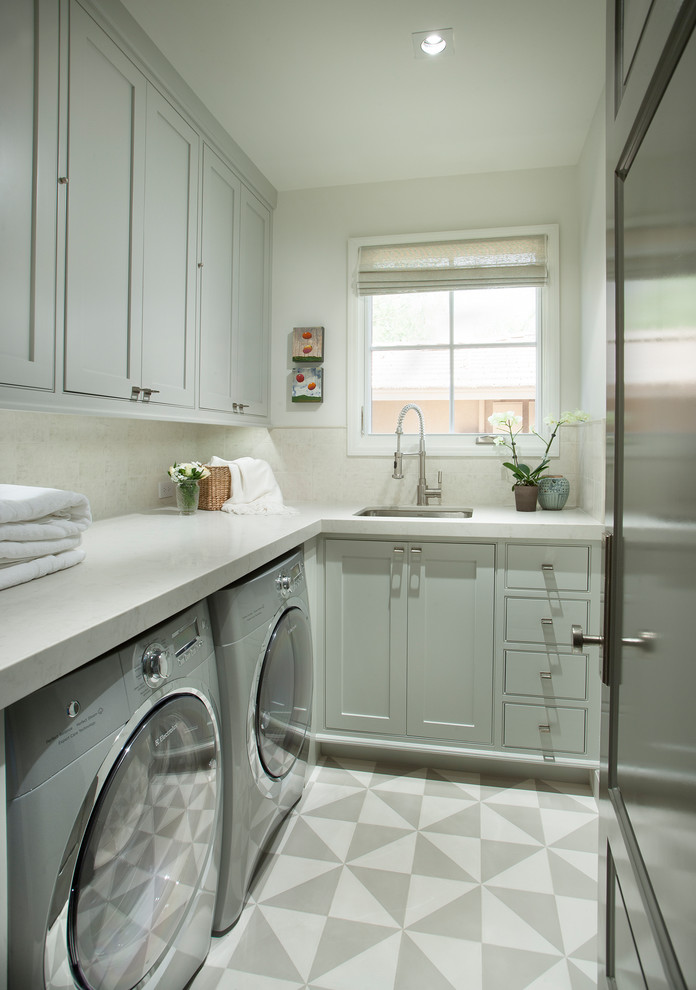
[355, 506, 473, 519]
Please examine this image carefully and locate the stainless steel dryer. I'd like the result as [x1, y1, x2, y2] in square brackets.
[208, 548, 313, 934]
[5, 600, 223, 990]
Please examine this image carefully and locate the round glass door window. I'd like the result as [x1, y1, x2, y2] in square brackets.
[256, 606, 313, 779]
[68, 694, 219, 990]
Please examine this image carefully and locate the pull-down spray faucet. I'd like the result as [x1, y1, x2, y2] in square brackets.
[393, 403, 442, 505]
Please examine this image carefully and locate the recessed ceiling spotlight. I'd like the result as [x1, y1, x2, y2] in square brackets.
[412, 28, 454, 59]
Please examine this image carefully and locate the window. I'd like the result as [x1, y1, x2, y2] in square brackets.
[348, 225, 559, 457]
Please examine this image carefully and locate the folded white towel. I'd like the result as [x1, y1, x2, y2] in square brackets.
[0, 485, 91, 588]
[0, 547, 86, 592]
[0, 534, 83, 564]
[0, 485, 92, 534]
[209, 456, 297, 516]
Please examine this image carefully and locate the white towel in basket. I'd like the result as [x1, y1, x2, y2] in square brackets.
[209, 456, 296, 515]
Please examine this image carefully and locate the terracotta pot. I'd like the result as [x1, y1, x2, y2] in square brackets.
[514, 484, 538, 512]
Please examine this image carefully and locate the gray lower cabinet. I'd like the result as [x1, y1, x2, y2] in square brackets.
[323, 537, 599, 767]
[324, 540, 496, 745]
[501, 542, 598, 761]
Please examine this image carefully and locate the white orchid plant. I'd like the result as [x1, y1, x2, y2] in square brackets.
[488, 410, 590, 489]
[167, 461, 211, 485]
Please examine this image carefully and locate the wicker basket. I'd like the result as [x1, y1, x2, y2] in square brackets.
[197, 465, 230, 510]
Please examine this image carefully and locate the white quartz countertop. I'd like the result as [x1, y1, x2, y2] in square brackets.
[0, 502, 604, 709]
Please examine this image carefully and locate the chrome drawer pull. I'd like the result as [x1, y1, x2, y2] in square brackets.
[541, 618, 553, 625]
[394, 547, 405, 553]
[411, 547, 422, 553]
[538, 724, 551, 733]
[539, 671, 552, 679]
[541, 564, 554, 571]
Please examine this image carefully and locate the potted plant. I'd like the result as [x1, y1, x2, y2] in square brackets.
[488, 410, 589, 511]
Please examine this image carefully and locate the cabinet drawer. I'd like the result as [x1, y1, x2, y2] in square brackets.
[504, 650, 588, 700]
[503, 703, 586, 754]
[505, 597, 588, 647]
[505, 544, 590, 592]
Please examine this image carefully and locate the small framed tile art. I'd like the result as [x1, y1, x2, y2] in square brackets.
[292, 366, 323, 402]
[292, 326, 324, 362]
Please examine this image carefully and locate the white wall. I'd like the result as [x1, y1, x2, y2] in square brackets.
[578, 93, 607, 418]
[271, 165, 584, 430]
[577, 92, 607, 520]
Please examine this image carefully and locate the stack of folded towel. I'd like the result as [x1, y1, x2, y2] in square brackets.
[209, 456, 297, 516]
[0, 485, 92, 591]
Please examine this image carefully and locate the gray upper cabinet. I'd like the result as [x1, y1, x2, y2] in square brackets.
[1, 0, 273, 425]
[236, 187, 271, 419]
[64, 1, 146, 400]
[0, 0, 59, 390]
[199, 145, 241, 415]
[141, 85, 199, 408]
[199, 147, 271, 420]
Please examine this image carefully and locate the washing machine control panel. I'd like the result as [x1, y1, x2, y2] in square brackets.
[141, 642, 170, 689]
[275, 560, 304, 599]
[127, 603, 214, 700]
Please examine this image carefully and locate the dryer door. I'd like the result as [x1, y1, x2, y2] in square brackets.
[66, 693, 219, 990]
[255, 605, 313, 779]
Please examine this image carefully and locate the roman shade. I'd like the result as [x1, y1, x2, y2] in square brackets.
[356, 233, 548, 296]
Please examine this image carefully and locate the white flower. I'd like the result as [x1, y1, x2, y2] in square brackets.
[561, 409, 590, 424]
[168, 461, 210, 483]
[493, 436, 507, 446]
[488, 412, 522, 428]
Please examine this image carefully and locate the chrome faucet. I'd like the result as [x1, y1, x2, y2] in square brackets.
[392, 403, 442, 505]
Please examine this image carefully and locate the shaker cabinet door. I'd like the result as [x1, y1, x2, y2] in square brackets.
[236, 187, 270, 419]
[141, 85, 199, 408]
[407, 543, 495, 744]
[0, 0, 59, 390]
[324, 540, 408, 735]
[198, 145, 241, 413]
[64, 1, 146, 400]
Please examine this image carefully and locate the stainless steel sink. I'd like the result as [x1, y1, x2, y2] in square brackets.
[355, 506, 473, 518]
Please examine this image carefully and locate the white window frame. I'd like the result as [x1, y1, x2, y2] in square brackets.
[347, 223, 560, 458]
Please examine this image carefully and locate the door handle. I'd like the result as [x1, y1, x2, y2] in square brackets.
[571, 625, 656, 653]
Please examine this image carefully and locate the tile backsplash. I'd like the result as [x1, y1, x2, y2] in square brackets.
[0, 410, 604, 520]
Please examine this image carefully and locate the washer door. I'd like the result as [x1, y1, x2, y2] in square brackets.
[255, 605, 312, 779]
[68, 694, 219, 990]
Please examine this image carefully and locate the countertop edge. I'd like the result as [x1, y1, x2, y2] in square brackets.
[0, 503, 605, 709]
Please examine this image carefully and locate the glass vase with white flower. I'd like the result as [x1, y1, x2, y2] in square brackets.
[168, 461, 211, 515]
[488, 410, 589, 511]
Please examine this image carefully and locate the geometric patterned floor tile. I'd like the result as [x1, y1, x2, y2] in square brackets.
[190, 757, 599, 990]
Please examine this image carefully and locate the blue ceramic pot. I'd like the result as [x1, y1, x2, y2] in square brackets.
[537, 475, 570, 510]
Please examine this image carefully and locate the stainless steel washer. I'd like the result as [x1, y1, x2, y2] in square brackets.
[208, 548, 313, 934]
[5, 600, 223, 990]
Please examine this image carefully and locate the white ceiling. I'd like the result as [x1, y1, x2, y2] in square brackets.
[119, 0, 606, 193]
